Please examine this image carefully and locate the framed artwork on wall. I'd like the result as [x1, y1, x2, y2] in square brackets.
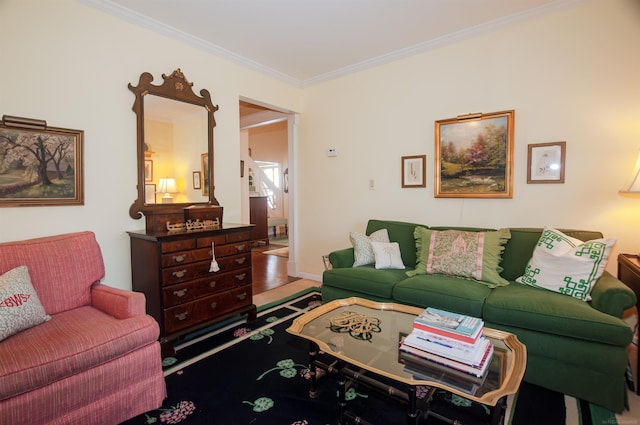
[192, 171, 201, 190]
[0, 115, 84, 207]
[145, 183, 156, 204]
[201, 153, 209, 196]
[435, 110, 514, 198]
[401, 155, 426, 188]
[527, 141, 566, 184]
[144, 159, 153, 182]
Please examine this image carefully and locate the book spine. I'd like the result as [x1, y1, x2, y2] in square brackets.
[399, 342, 493, 378]
[411, 328, 479, 350]
[403, 335, 488, 366]
[413, 321, 479, 344]
[416, 307, 483, 337]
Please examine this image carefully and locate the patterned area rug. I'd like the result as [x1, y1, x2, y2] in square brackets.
[120, 290, 618, 425]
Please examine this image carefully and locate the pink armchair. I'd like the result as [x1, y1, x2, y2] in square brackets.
[0, 232, 166, 425]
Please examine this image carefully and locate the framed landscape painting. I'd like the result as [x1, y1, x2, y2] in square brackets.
[0, 118, 84, 207]
[435, 110, 514, 198]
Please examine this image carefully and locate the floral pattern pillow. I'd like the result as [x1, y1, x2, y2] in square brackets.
[407, 227, 511, 288]
[350, 228, 390, 267]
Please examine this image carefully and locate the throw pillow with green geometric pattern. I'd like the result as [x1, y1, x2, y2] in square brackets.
[516, 227, 616, 301]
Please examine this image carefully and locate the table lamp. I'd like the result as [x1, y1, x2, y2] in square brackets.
[620, 150, 640, 195]
[157, 177, 178, 203]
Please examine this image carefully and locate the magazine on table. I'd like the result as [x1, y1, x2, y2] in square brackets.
[399, 339, 494, 378]
[402, 331, 490, 366]
[413, 307, 483, 344]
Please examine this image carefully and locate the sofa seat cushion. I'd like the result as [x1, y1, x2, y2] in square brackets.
[0, 305, 160, 400]
[483, 282, 632, 346]
[392, 275, 492, 317]
[322, 267, 409, 300]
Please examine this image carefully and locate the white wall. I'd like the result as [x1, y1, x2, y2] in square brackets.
[1, 0, 639, 288]
[0, 0, 301, 289]
[296, 0, 640, 279]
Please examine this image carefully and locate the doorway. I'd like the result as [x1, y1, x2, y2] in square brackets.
[240, 100, 296, 295]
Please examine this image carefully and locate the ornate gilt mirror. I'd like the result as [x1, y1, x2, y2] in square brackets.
[129, 69, 219, 220]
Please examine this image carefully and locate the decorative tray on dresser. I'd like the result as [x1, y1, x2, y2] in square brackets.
[128, 223, 257, 355]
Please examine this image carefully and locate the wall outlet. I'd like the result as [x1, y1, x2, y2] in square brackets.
[327, 148, 338, 157]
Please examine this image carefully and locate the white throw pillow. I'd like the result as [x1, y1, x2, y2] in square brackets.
[350, 228, 390, 267]
[371, 241, 406, 269]
[516, 227, 616, 301]
[0, 266, 51, 341]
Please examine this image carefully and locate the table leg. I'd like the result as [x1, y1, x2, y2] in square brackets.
[489, 396, 507, 425]
[407, 386, 418, 425]
[338, 373, 347, 425]
[308, 341, 318, 398]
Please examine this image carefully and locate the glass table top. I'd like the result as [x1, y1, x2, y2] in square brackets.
[287, 297, 526, 406]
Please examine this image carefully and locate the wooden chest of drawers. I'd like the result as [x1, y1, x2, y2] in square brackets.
[128, 224, 256, 354]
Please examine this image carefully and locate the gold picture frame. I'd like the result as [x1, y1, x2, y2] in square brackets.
[435, 110, 514, 198]
[0, 115, 84, 207]
[401, 155, 426, 188]
[527, 141, 566, 184]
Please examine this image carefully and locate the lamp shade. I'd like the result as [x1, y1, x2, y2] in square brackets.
[157, 177, 178, 203]
[619, 151, 640, 194]
[157, 177, 178, 194]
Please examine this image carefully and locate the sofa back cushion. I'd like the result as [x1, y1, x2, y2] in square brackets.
[500, 228, 604, 281]
[366, 219, 425, 267]
[0, 232, 105, 315]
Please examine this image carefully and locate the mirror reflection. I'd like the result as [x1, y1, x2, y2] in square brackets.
[143, 95, 208, 205]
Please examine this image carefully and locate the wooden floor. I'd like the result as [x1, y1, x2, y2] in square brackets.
[251, 243, 299, 295]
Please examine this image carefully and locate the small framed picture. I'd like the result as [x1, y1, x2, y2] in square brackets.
[527, 142, 566, 184]
[402, 155, 426, 188]
[192, 171, 201, 190]
[144, 159, 153, 182]
[144, 183, 156, 204]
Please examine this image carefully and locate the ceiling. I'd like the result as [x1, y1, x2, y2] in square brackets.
[89, 0, 580, 86]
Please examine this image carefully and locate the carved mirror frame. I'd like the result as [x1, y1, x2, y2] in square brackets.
[128, 69, 219, 219]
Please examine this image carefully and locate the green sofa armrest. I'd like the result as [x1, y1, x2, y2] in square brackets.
[589, 271, 637, 318]
[328, 248, 354, 269]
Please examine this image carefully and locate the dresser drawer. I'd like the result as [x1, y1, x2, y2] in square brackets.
[226, 230, 252, 243]
[216, 252, 251, 271]
[161, 239, 196, 253]
[162, 260, 212, 286]
[162, 267, 252, 307]
[163, 285, 253, 334]
[161, 241, 251, 268]
[195, 235, 226, 248]
[162, 252, 252, 286]
[161, 247, 212, 267]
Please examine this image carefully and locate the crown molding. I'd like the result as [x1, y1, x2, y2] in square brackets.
[81, 0, 586, 88]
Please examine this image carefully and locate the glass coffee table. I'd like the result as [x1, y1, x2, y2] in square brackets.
[287, 297, 526, 425]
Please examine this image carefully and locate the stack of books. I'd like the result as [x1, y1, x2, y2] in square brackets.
[399, 307, 494, 381]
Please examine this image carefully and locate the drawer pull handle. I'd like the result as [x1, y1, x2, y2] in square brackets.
[235, 257, 246, 265]
[235, 273, 246, 281]
[210, 302, 218, 310]
[173, 254, 186, 263]
[173, 289, 187, 298]
[235, 244, 246, 251]
[209, 281, 217, 288]
[236, 293, 247, 301]
[175, 312, 188, 321]
[173, 269, 187, 278]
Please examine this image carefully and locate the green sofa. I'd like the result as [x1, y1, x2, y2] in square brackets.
[322, 219, 636, 413]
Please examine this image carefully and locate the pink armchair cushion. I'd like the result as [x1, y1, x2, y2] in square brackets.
[0, 232, 105, 315]
[0, 306, 160, 400]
